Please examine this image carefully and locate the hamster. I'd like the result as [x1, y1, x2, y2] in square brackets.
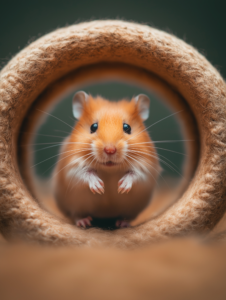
[52, 91, 161, 228]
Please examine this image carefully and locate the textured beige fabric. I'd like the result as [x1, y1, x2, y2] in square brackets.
[0, 20, 226, 246]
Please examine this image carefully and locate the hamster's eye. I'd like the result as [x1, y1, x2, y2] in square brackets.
[123, 123, 131, 134]
[90, 123, 98, 133]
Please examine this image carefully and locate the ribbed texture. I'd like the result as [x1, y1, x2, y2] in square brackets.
[0, 20, 226, 247]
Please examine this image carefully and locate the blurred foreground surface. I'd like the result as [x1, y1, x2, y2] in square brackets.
[1, 237, 226, 300]
[1, 207, 226, 300]
[2, 177, 226, 300]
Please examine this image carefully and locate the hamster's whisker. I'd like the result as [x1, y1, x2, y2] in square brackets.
[69, 154, 96, 184]
[67, 153, 95, 169]
[126, 110, 183, 142]
[73, 155, 98, 187]
[32, 148, 91, 169]
[55, 129, 83, 140]
[26, 142, 91, 153]
[40, 150, 92, 176]
[32, 149, 77, 168]
[27, 133, 66, 139]
[123, 156, 135, 170]
[58, 153, 95, 193]
[129, 144, 186, 156]
[127, 152, 160, 172]
[128, 149, 181, 171]
[79, 152, 96, 171]
[127, 152, 167, 182]
[151, 146, 186, 156]
[128, 149, 182, 177]
[128, 140, 193, 145]
[126, 153, 150, 171]
[36, 109, 75, 131]
[129, 152, 178, 178]
[53, 153, 94, 178]
[67, 154, 96, 193]
[33, 144, 92, 153]
[91, 159, 98, 171]
[126, 153, 150, 173]
[55, 130, 71, 135]
[58, 149, 92, 155]
[126, 153, 159, 186]
[26, 141, 91, 146]
[153, 140, 193, 144]
[129, 152, 170, 188]
[68, 154, 96, 192]
[130, 144, 188, 156]
[87, 155, 97, 169]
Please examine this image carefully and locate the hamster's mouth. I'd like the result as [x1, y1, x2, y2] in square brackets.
[102, 161, 119, 167]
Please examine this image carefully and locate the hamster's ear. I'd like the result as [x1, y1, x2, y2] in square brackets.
[72, 91, 89, 119]
[135, 94, 150, 121]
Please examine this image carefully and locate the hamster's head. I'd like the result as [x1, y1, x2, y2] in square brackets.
[69, 91, 159, 172]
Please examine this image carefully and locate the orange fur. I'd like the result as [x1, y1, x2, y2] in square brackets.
[53, 95, 160, 225]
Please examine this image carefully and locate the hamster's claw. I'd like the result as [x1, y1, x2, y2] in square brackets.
[90, 187, 104, 194]
[118, 186, 131, 194]
[118, 174, 133, 194]
[76, 216, 92, 228]
[116, 220, 130, 228]
[89, 176, 104, 194]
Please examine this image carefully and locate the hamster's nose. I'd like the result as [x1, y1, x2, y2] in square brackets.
[104, 146, 117, 155]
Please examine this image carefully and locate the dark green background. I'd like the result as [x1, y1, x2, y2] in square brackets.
[1, 0, 225, 179]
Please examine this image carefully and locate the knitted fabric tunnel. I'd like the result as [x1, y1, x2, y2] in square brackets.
[0, 20, 226, 246]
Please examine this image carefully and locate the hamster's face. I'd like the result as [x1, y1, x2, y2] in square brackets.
[69, 93, 159, 172]
[88, 103, 136, 167]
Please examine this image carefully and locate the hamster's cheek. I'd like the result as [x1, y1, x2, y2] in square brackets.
[90, 140, 103, 162]
[115, 145, 127, 163]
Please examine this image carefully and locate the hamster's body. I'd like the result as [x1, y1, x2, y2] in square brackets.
[55, 159, 154, 220]
[52, 92, 160, 228]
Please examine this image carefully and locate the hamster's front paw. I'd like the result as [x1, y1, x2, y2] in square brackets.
[89, 172, 104, 194]
[118, 172, 134, 194]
